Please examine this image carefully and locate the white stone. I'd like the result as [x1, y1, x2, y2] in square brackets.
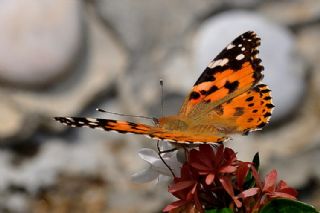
[0, 0, 83, 87]
[8, 7, 127, 126]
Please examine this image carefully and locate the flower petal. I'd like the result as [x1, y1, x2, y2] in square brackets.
[169, 181, 196, 193]
[251, 166, 263, 189]
[236, 162, 250, 188]
[205, 173, 215, 185]
[219, 176, 242, 208]
[268, 191, 297, 200]
[138, 148, 159, 163]
[131, 166, 159, 183]
[238, 188, 260, 198]
[263, 170, 277, 192]
[163, 199, 188, 212]
[219, 165, 237, 173]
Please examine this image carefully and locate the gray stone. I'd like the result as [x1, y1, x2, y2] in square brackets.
[259, 0, 320, 26]
[96, 0, 223, 52]
[0, 0, 83, 87]
[5, 7, 127, 137]
[0, 94, 35, 143]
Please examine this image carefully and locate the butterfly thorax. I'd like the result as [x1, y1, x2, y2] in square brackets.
[158, 116, 189, 131]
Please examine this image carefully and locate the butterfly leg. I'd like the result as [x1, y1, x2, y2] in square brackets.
[158, 147, 177, 154]
[156, 140, 176, 178]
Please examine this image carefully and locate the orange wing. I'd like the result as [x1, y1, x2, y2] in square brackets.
[179, 31, 264, 118]
[54, 117, 226, 144]
[204, 84, 274, 135]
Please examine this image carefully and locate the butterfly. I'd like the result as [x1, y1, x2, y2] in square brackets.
[55, 31, 274, 144]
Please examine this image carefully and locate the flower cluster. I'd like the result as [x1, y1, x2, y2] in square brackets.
[163, 144, 298, 213]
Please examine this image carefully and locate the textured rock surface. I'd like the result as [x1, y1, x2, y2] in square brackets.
[0, 0, 83, 87]
[0, 0, 319, 212]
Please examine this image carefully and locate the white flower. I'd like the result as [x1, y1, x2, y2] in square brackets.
[131, 141, 182, 183]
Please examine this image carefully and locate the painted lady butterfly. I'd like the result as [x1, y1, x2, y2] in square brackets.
[55, 31, 274, 144]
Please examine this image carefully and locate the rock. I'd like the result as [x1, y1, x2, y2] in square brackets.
[0, 94, 35, 143]
[0, 138, 169, 212]
[5, 7, 127, 136]
[296, 25, 320, 104]
[259, 0, 320, 26]
[31, 174, 107, 213]
[193, 10, 307, 122]
[0, 0, 83, 87]
[96, 0, 223, 52]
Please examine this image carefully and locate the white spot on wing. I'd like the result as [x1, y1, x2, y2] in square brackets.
[220, 58, 229, 66]
[236, 54, 245, 60]
[87, 118, 97, 122]
[208, 58, 229, 68]
[227, 44, 235, 50]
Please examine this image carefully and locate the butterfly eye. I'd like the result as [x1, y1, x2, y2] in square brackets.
[152, 118, 160, 125]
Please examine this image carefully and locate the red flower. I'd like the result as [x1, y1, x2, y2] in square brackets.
[163, 164, 202, 212]
[260, 169, 298, 202]
[189, 144, 237, 185]
[239, 168, 298, 212]
[163, 145, 298, 213]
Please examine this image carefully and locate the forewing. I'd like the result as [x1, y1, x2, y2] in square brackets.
[179, 31, 263, 117]
[54, 117, 153, 134]
[54, 117, 226, 144]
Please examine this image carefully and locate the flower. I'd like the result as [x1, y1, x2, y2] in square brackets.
[237, 168, 298, 212]
[189, 144, 237, 185]
[164, 144, 240, 212]
[163, 164, 201, 212]
[163, 144, 298, 213]
[131, 141, 182, 183]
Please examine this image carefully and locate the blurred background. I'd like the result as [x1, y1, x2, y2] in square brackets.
[0, 0, 319, 212]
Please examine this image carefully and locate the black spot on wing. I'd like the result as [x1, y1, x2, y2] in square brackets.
[264, 112, 272, 118]
[243, 129, 250, 135]
[257, 122, 266, 129]
[264, 96, 272, 100]
[233, 107, 244, 116]
[224, 81, 239, 93]
[189, 91, 201, 100]
[261, 88, 271, 93]
[266, 103, 275, 109]
[194, 67, 217, 85]
[206, 85, 219, 94]
[213, 105, 224, 115]
[245, 96, 254, 102]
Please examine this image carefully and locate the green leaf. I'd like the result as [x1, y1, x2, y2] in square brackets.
[260, 199, 319, 213]
[205, 208, 233, 213]
[252, 152, 260, 171]
[243, 152, 260, 188]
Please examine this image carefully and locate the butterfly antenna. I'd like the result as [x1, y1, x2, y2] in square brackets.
[96, 108, 155, 121]
[160, 79, 164, 117]
[156, 79, 176, 177]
